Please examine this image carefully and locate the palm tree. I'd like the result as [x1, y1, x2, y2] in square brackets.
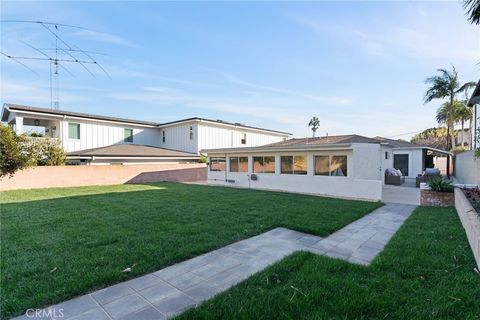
[308, 117, 320, 137]
[424, 67, 476, 149]
[463, 0, 480, 24]
[435, 101, 462, 148]
[455, 102, 473, 148]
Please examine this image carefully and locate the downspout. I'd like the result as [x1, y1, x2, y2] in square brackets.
[224, 153, 227, 183]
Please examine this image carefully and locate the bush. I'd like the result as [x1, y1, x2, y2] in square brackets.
[23, 137, 66, 166]
[0, 125, 66, 177]
[428, 177, 454, 193]
[0, 125, 30, 177]
[199, 153, 208, 164]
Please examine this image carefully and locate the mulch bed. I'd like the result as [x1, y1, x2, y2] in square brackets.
[462, 188, 480, 214]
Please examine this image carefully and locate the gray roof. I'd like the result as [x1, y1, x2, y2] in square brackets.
[265, 134, 383, 147]
[373, 137, 425, 148]
[67, 144, 199, 158]
[3, 104, 159, 126]
[160, 117, 291, 135]
[2, 103, 290, 134]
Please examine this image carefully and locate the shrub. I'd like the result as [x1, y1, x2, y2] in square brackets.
[199, 153, 208, 164]
[428, 177, 454, 193]
[24, 137, 66, 166]
[0, 125, 31, 177]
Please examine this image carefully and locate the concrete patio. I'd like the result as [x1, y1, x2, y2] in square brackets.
[13, 203, 416, 320]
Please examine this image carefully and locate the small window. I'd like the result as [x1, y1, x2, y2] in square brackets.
[385, 151, 390, 160]
[124, 128, 133, 143]
[253, 156, 275, 173]
[241, 133, 246, 145]
[281, 155, 307, 175]
[331, 156, 348, 176]
[314, 156, 330, 176]
[189, 126, 194, 140]
[210, 157, 226, 171]
[230, 156, 248, 172]
[162, 130, 166, 143]
[68, 123, 80, 139]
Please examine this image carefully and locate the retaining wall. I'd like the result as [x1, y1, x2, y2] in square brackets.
[455, 188, 480, 270]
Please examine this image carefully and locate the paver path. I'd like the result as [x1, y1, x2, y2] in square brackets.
[13, 203, 416, 320]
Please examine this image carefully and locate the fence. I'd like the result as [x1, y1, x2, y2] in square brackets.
[0, 164, 207, 191]
[454, 151, 480, 185]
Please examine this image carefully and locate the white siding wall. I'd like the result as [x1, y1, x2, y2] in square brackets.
[380, 145, 394, 184]
[158, 121, 288, 154]
[159, 123, 198, 154]
[61, 119, 159, 152]
[197, 122, 287, 152]
[206, 146, 383, 201]
[392, 149, 423, 178]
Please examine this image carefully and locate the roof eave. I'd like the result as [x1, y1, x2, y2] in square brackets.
[202, 143, 354, 154]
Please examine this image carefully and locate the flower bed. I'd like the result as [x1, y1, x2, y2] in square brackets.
[462, 187, 480, 214]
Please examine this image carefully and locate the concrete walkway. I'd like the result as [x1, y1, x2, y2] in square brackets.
[13, 203, 416, 320]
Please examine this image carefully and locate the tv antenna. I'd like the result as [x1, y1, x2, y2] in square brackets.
[1, 20, 111, 109]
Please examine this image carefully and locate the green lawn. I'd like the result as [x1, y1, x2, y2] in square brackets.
[178, 206, 480, 320]
[0, 182, 381, 319]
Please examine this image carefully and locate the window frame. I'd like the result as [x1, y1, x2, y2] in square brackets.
[209, 157, 226, 172]
[241, 133, 246, 145]
[124, 128, 133, 143]
[314, 155, 348, 177]
[229, 156, 248, 173]
[280, 155, 307, 175]
[253, 156, 276, 174]
[189, 126, 194, 140]
[68, 123, 80, 140]
[162, 130, 166, 143]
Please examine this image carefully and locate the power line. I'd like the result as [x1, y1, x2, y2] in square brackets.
[1, 20, 111, 109]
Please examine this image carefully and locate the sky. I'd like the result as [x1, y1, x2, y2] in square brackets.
[1, 1, 479, 139]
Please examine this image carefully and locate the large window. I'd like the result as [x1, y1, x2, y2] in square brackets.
[68, 123, 80, 139]
[281, 155, 307, 175]
[210, 157, 226, 171]
[124, 128, 133, 143]
[253, 156, 275, 173]
[229, 157, 248, 172]
[314, 155, 348, 177]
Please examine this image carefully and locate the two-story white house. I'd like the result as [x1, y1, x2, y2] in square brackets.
[1, 103, 290, 165]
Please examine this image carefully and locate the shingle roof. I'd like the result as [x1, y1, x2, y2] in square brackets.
[373, 137, 425, 148]
[67, 144, 199, 158]
[265, 134, 382, 147]
[4, 104, 159, 126]
[159, 117, 291, 135]
[3, 103, 291, 135]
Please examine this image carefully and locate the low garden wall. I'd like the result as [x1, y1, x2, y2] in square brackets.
[420, 190, 455, 207]
[455, 188, 480, 270]
[0, 164, 207, 191]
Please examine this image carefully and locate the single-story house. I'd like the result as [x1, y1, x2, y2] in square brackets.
[203, 135, 451, 201]
[1, 103, 290, 165]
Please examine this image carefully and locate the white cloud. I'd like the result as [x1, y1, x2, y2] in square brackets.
[76, 30, 140, 48]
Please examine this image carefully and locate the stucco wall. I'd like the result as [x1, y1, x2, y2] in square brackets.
[206, 146, 383, 201]
[0, 164, 207, 191]
[393, 149, 423, 178]
[455, 150, 480, 185]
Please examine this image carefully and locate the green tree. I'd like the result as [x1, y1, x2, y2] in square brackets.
[0, 125, 30, 177]
[308, 116, 320, 137]
[463, 0, 480, 24]
[424, 66, 476, 150]
[25, 138, 66, 166]
[411, 127, 448, 150]
[455, 102, 473, 148]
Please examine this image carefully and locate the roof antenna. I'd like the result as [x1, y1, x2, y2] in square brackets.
[1, 20, 111, 110]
